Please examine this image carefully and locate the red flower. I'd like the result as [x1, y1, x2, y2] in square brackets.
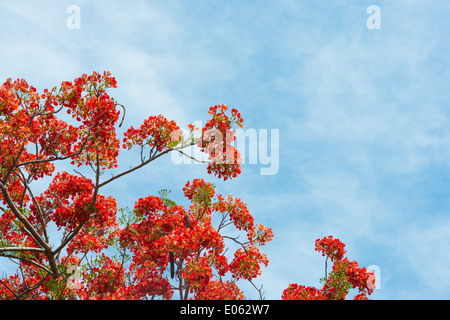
[282, 236, 375, 300]
[315, 235, 346, 262]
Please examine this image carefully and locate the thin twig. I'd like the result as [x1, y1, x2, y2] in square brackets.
[249, 280, 265, 300]
[116, 103, 126, 128]
[176, 150, 211, 164]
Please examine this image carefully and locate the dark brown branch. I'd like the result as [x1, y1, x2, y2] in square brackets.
[17, 272, 51, 299]
[0, 182, 50, 253]
[222, 235, 249, 253]
[176, 150, 211, 164]
[15, 168, 49, 242]
[97, 148, 171, 189]
[14, 138, 89, 168]
[116, 103, 126, 128]
[170, 252, 175, 279]
[249, 280, 265, 300]
[73, 169, 95, 188]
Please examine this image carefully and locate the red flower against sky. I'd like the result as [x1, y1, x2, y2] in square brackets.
[315, 235, 346, 262]
[0, 71, 373, 301]
[282, 236, 375, 300]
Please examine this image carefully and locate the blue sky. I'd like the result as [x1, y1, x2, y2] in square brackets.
[1, 0, 450, 299]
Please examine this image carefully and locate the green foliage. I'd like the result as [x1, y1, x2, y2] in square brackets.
[158, 189, 176, 207]
[320, 263, 353, 299]
[117, 207, 142, 227]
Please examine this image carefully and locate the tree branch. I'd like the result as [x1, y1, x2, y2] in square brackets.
[15, 168, 49, 243]
[14, 138, 89, 168]
[17, 272, 51, 299]
[222, 235, 248, 253]
[176, 150, 211, 164]
[116, 103, 126, 128]
[0, 247, 45, 253]
[97, 148, 172, 189]
[0, 181, 50, 253]
[53, 218, 87, 255]
[249, 280, 265, 300]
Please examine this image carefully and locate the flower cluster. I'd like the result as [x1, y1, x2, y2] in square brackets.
[32, 172, 117, 230]
[315, 235, 346, 262]
[183, 178, 216, 205]
[110, 179, 272, 300]
[281, 284, 324, 300]
[282, 236, 375, 300]
[229, 246, 269, 281]
[0, 78, 21, 116]
[119, 104, 243, 181]
[78, 254, 124, 299]
[26, 171, 118, 258]
[194, 280, 244, 300]
[199, 104, 243, 180]
[0, 71, 121, 178]
[63, 72, 120, 169]
[122, 115, 180, 152]
[182, 256, 213, 290]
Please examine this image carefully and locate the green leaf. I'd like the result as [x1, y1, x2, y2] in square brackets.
[167, 140, 180, 148]
[164, 199, 176, 207]
[158, 189, 171, 200]
[158, 189, 176, 207]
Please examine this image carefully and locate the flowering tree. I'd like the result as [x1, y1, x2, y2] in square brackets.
[0, 71, 272, 299]
[282, 236, 376, 300]
[0, 71, 374, 300]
